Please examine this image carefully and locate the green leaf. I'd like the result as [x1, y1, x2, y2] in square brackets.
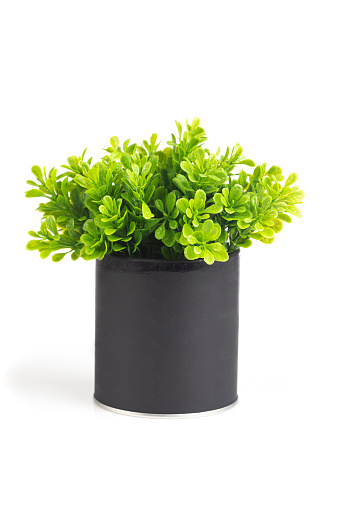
[102, 196, 113, 212]
[204, 204, 222, 214]
[176, 198, 189, 215]
[230, 184, 243, 203]
[155, 222, 166, 240]
[254, 222, 264, 231]
[80, 234, 95, 246]
[175, 120, 182, 138]
[208, 243, 229, 262]
[266, 165, 283, 176]
[40, 249, 52, 259]
[278, 213, 292, 223]
[272, 219, 283, 233]
[238, 159, 255, 167]
[110, 136, 119, 150]
[173, 175, 192, 193]
[168, 220, 177, 229]
[142, 161, 152, 175]
[46, 215, 58, 235]
[184, 246, 200, 260]
[261, 227, 275, 238]
[52, 252, 67, 262]
[166, 191, 176, 213]
[266, 186, 279, 199]
[259, 236, 275, 244]
[134, 230, 142, 247]
[285, 173, 298, 187]
[31, 165, 43, 181]
[202, 219, 214, 237]
[183, 223, 194, 238]
[162, 229, 176, 247]
[193, 189, 206, 210]
[26, 189, 46, 198]
[204, 249, 215, 265]
[142, 202, 154, 219]
[112, 244, 126, 252]
[194, 148, 205, 167]
[26, 240, 42, 251]
[235, 238, 252, 248]
[74, 175, 92, 189]
[262, 195, 272, 210]
[66, 218, 74, 237]
[127, 222, 136, 235]
[285, 205, 302, 218]
[70, 187, 83, 214]
[99, 205, 109, 216]
[84, 220, 97, 237]
[155, 199, 164, 212]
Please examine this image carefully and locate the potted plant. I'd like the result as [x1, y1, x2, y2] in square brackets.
[26, 118, 304, 417]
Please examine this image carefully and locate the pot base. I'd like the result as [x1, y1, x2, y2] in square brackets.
[93, 395, 238, 418]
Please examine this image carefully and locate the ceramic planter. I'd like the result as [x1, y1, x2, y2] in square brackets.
[94, 251, 240, 417]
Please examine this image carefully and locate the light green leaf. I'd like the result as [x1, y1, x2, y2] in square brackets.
[262, 195, 272, 210]
[25, 189, 46, 198]
[193, 189, 206, 210]
[272, 219, 283, 233]
[285, 173, 298, 187]
[204, 204, 222, 214]
[194, 148, 205, 168]
[238, 159, 255, 167]
[208, 243, 229, 262]
[184, 246, 200, 260]
[175, 120, 182, 138]
[81, 234, 95, 246]
[26, 240, 42, 251]
[46, 215, 58, 235]
[40, 249, 52, 259]
[285, 205, 302, 218]
[142, 202, 154, 219]
[202, 220, 214, 237]
[169, 220, 177, 229]
[31, 165, 43, 181]
[52, 252, 67, 262]
[262, 227, 275, 238]
[230, 184, 243, 203]
[183, 223, 194, 238]
[110, 136, 119, 150]
[102, 196, 113, 212]
[204, 249, 215, 265]
[278, 213, 292, 223]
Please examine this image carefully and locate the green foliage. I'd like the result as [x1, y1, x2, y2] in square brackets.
[26, 118, 304, 264]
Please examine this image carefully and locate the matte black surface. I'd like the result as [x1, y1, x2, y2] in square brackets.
[95, 252, 240, 414]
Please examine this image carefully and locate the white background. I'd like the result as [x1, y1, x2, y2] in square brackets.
[1, 0, 338, 507]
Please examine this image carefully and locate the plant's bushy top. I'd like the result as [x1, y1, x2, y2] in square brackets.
[26, 118, 304, 264]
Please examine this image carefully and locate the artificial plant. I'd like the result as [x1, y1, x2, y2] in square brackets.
[26, 118, 304, 264]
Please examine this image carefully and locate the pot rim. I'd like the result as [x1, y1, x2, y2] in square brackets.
[102, 248, 240, 265]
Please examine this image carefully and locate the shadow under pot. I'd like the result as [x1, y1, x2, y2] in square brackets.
[94, 250, 240, 417]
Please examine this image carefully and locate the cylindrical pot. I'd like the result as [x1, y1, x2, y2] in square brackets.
[94, 250, 240, 417]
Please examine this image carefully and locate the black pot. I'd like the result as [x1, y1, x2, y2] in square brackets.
[94, 251, 240, 417]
